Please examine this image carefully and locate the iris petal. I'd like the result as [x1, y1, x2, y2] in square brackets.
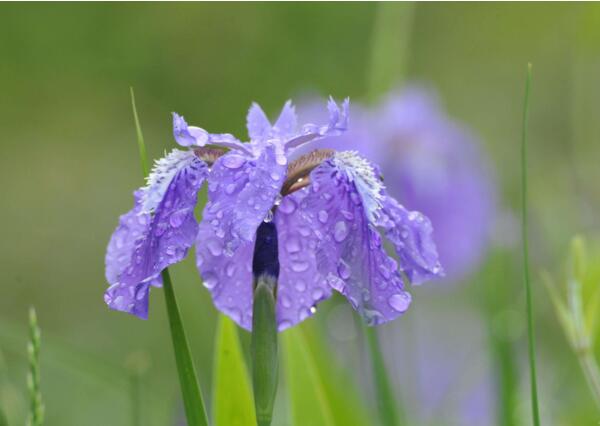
[274, 191, 334, 330]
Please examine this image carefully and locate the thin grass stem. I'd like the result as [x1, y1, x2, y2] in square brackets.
[27, 307, 44, 426]
[520, 63, 541, 426]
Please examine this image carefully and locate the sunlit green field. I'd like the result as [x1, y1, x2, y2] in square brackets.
[1, 3, 600, 426]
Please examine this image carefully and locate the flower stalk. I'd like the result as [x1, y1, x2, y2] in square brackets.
[27, 307, 44, 426]
[251, 222, 280, 426]
[520, 63, 541, 426]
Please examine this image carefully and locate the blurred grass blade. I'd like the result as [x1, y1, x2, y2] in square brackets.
[27, 307, 44, 426]
[162, 268, 208, 426]
[130, 87, 149, 177]
[365, 327, 401, 426]
[130, 92, 208, 426]
[213, 315, 255, 426]
[282, 326, 334, 426]
[520, 63, 540, 426]
[367, 2, 415, 102]
[251, 278, 279, 426]
[0, 407, 7, 426]
[301, 321, 371, 426]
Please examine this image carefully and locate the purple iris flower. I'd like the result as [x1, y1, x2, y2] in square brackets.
[105, 98, 443, 330]
[298, 87, 496, 282]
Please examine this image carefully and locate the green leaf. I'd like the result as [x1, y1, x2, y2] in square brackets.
[367, 2, 415, 102]
[251, 277, 279, 426]
[282, 326, 335, 426]
[213, 315, 255, 426]
[129, 87, 149, 177]
[301, 322, 372, 426]
[364, 326, 401, 426]
[161, 270, 209, 426]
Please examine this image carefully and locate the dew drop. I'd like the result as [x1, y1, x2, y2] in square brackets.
[285, 237, 301, 253]
[225, 263, 236, 277]
[222, 154, 245, 169]
[388, 293, 411, 313]
[279, 197, 296, 214]
[225, 183, 236, 194]
[281, 294, 292, 308]
[207, 239, 222, 256]
[291, 262, 309, 273]
[311, 288, 324, 300]
[203, 273, 218, 289]
[333, 221, 349, 242]
[299, 307, 311, 321]
[270, 171, 281, 181]
[318, 210, 329, 223]
[295, 280, 307, 291]
[337, 261, 351, 280]
[310, 305, 317, 314]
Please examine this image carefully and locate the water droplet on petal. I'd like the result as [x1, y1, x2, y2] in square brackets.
[278, 197, 295, 214]
[222, 154, 245, 169]
[203, 273, 218, 289]
[207, 239, 222, 256]
[281, 294, 291, 308]
[311, 288, 324, 300]
[299, 307, 311, 321]
[318, 210, 329, 223]
[337, 260, 351, 280]
[310, 305, 317, 314]
[388, 293, 411, 313]
[169, 209, 187, 228]
[285, 237, 301, 253]
[295, 280, 307, 291]
[225, 183, 236, 194]
[270, 171, 281, 181]
[225, 263, 236, 277]
[333, 221, 349, 242]
[291, 262, 309, 273]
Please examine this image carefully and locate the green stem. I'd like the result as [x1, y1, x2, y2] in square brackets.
[520, 63, 540, 426]
[27, 307, 44, 426]
[130, 87, 149, 177]
[251, 276, 279, 426]
[365, 327, 401, 426]
[367, 2, 415, 102]
[130, 372, 141, 426]
[162, 269, 209, 426]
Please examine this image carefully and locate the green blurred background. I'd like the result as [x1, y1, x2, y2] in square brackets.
[1, 3, 599, 425]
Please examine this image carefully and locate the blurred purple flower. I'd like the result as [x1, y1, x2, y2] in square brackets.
[105, 98, 443, 329]
[298, 87, 496, 282]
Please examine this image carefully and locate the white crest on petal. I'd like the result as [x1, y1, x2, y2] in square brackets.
[333, 151, 384, 223]
[140, 149, 198, 214]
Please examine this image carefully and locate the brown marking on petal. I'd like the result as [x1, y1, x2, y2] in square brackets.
[281, 149, 334, 196]
[193, 146, 226, 166]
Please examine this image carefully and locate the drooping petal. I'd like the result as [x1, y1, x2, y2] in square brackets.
[283, 97, 350, 152]
[172, 112, 209, 147]
[272, 100, 297, 139]
[377, 196, 444, 285]
[173, 112, 252, 154]
[119, 150, 208, 287]
[290, 154, 414, 325]
[274, 191, 334, 331]
[246, 102, 272, 141]
[104, 190, 162, 318]
[196, 153, 256, 330]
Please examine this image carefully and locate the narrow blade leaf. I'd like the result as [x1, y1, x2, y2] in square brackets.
[213, 315, 255, 426]
[282, 326, 335, 426]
